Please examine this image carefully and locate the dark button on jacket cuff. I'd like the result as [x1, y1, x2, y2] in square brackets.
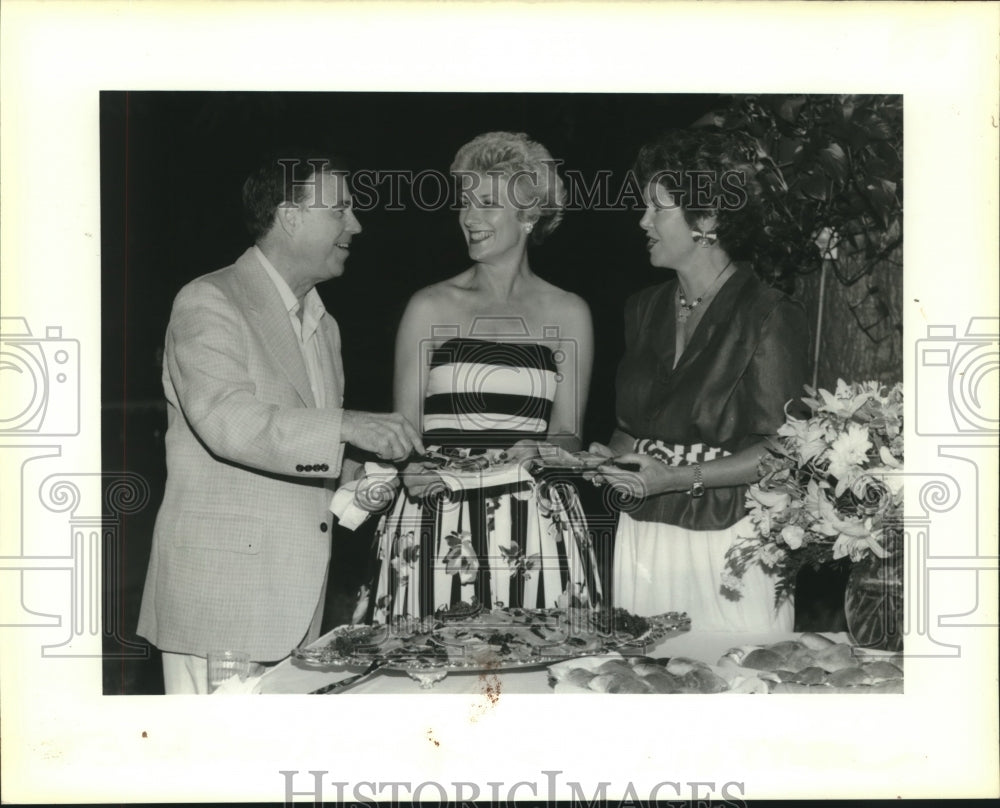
[297, 462, 329, 473]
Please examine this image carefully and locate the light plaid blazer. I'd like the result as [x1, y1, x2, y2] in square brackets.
[137, 248, 346, 661]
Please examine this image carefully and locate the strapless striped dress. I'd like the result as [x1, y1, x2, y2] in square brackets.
[369, 338, 603, 620]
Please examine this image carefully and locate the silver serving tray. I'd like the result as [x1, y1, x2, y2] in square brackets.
[291, 609, 691, 673]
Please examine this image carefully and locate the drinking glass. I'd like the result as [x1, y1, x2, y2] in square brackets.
[207, 650, 252, 693]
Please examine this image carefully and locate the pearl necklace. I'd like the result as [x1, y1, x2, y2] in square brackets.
[677, 260, 734, 323]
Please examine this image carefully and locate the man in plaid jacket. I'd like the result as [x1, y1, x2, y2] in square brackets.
[137, 149, 422, 693]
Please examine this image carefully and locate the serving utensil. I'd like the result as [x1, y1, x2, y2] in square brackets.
[307, 659, 385, 695]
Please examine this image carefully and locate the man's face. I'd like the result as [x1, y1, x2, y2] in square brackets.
[290, 170, 362, 284]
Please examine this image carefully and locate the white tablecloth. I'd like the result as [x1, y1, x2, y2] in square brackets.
[258, 630, 849, 695]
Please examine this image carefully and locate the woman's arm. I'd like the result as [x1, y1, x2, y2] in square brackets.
[393, 292, 437, 430]
[393, 290, 445, 497]
[596, 440, 768, 498]
[544, 293, 594, 452]
[596, 296, 808, 500]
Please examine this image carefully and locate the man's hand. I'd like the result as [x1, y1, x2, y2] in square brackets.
[341, 411, 425, 461]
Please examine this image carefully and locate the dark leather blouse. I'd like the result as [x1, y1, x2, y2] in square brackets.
[614, 264, 810, 530]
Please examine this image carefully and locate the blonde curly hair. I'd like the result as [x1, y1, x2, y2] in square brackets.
[451, 131, 567, 244]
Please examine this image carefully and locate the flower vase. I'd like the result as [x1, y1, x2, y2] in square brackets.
[844, 535, 904, 651]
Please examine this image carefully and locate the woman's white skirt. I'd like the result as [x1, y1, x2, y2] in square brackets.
[613, 512, 793, 632]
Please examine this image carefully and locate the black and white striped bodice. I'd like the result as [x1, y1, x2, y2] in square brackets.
[422, 337, 557, 448]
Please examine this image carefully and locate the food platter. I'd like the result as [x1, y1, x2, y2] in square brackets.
[547, 653, 769, 694]
[545, 632, 905, 694]
[414, 447, 530, 492]
[413, 446, 614, 489]
[292, 607, 691, 673]
[526, 448, 610, 478]
[716, 633, 905, 693]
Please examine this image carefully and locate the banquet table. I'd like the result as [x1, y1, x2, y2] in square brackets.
[257, 629, 851, 695]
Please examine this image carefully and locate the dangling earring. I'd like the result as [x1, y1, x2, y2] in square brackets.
[525, 223, 535, 234]
[691, 229, 717, 247]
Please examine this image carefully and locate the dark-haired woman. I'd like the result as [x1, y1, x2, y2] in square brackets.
[593, 129, 809, 631]
[368, 132, 602, 622]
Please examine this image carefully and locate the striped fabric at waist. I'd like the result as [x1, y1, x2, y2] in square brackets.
[429, 338, 557, 371]
[423, 391, 553, 420]
[423, 412, 548, 434]
[423, 430, 546, 450]
[634, 438, 732, 466]
[425, 362, 556, 401]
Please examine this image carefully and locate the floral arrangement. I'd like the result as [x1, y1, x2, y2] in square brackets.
[722, 379, 904, 606]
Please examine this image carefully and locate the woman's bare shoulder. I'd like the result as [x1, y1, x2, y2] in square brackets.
[531, 278, 591, 321]
[400, 272, 479, 335]
[407, 271, 472, 305]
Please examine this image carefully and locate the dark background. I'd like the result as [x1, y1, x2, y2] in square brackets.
[100, 92, 844, 694]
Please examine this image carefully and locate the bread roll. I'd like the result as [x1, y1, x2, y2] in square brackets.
[718, 645, 760, 665]
[799, 632, 837, 650]
[616, 676, 656, 694]
[815, 643, 858, 672]
[713, 657, 743, 680]
[766, 640, 806, 660]
[863, 661, 904, 682]
[638, 669, 685, 694]
[753, 669, 783, 685]
[781, 648, 819, 673]
[828, 667, 873, 688]
[631, 663, 665, 677]
[590, 672, 652, 694]
[741, 648, 786, 671]
[794, 666, 828, 685]
[565, 669, 597, 687]
[665, 656, 708, 676]
[681, 667, 730, 694]
[597, 659, 635, 677]
[587, 673, 618, 693]
[549, 654, 623, 676]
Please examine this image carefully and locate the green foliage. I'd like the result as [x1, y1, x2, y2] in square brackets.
[694, 95, 903, 290]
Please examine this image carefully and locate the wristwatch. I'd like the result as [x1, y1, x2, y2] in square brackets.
[689, 463, 705, 498]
